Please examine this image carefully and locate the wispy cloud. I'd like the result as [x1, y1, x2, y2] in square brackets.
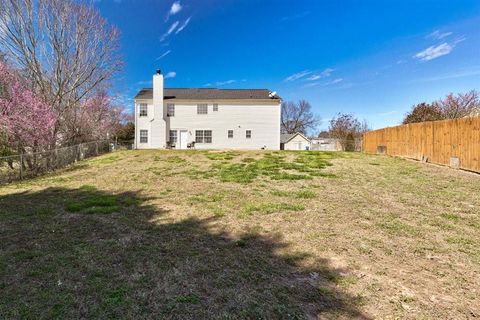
[414, 37, 465, 61]
[164, 71, 176, 79]
[305, 68, 334, 81]
[284, 70, 312, 82]
[330, 78, 343, 84]
[304, 78, 343, 88]
[155, 50, 171, 60]
[428, 30, 453, 40]
[165, 1, 182, 21]
[204, 79, 245, 87]
[281, 11, 310, 21]
[160, 21, 179, 42]
[175, 17, 191, 34]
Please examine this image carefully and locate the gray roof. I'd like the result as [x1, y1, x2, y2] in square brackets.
[280, 132, 311, 144]
[135, 88, 281, 100]
[280, 133, 294, 143]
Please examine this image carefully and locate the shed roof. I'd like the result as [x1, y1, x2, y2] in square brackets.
[280, 132, 311, 144]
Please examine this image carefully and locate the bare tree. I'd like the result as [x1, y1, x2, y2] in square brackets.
[281, 100, 320, 134]
[0, 0, 122, 145]
[328, 113, 369, 151]
[433, 90, 480, 119]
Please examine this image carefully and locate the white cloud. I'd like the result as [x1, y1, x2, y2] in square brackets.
[320, 68, 334, 77]
[165, 1, 182, 21]
[330, 78, 343, 84]
[414, 42, 453, 61]
[164, 71, 176, 79]
[167, 21, 179, 34]
[304, 77, 343, 88]
[284, 70, 312, 82]
[136, 80, 152, 86]
[305, 68, 334, 81]
[155, 50, 171, 60]
[160, 21, 179, 42]
[306, 75, 321, 81]
[170, 1, 182, 15]
[414, 37, 465, 61]
[175, 17, 191, 34]
[428, 30, 453, 40]
[204, 79, 245, 87]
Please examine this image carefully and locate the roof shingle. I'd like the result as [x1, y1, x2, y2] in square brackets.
[135, 88, 281, 100]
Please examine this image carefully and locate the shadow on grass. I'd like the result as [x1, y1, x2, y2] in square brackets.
[0, 187, 369, 319]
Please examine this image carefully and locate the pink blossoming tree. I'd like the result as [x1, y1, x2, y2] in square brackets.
[0, 61, 56, 153]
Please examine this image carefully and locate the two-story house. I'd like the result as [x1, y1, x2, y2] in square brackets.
[134, 70, 281, 150]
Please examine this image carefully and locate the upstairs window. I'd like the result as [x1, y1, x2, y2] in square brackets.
[246, 130, 252, 139]
[139, 130, 148, 143]
[197, 104, 208, 114]
[139, 104, 148, 117]
[213, 104, 219, 112]
[167, 103, 175, 117]
[228, 130, 233, 138]
[195, 130, 212, 143]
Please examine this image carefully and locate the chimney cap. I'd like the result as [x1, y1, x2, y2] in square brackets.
[156, 69, 162, 75]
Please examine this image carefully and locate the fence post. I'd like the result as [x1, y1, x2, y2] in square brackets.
[19, 154, 23, 180]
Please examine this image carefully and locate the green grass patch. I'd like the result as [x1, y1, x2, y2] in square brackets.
[295, 190, 316, 199]
[206, 151, 240, 160]
[187, 151, 339, 183]
[65, 186, 136, 214]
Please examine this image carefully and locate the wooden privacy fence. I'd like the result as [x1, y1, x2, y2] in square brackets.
[363, 117, 480, 173]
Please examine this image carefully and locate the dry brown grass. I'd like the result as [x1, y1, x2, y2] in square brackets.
[1, 149, 479, 319]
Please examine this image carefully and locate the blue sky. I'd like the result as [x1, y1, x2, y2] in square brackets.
[95, 0, 480, 130]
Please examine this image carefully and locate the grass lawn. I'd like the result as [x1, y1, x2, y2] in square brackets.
[1, 149, 479, 319]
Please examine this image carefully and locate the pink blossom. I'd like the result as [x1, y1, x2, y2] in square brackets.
[0, 62, 56, 150]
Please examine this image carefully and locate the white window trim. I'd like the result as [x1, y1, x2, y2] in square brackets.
[167, 103, 175, 117]
[139, 130, 148, 143]
[197, 104, 208, 115]
[195, 130, 213, 143]
[139, 104, 148, 117]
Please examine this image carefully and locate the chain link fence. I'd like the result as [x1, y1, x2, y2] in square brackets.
[310, 138, 363, 152]
[0, 140, 113, 184]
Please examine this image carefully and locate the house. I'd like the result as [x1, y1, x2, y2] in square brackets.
[134, 70, 281, 150]
[280, 132, 311, 150]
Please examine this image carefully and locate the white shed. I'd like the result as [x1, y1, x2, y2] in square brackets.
[280, 133, 311, 150]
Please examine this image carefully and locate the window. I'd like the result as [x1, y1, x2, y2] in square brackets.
[228, 130, 233, 138]
[246, 130, 252, 139]
[169, 130, 177, 143]
[197, 104, 208, 114]
[167, 103, 175, 117]
[139, 104, 147, 117]
[139, 130, 148, 143]
[195, 130, 212, 143]
[213, 104, 219, 112]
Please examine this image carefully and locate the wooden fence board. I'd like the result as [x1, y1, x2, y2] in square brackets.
[363, 117, 480, 173]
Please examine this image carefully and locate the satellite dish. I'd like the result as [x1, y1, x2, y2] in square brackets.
[269, 91, 277, 98]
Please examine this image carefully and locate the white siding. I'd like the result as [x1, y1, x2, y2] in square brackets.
[167, 102, 280, 150]
[284, 134, 311, 150]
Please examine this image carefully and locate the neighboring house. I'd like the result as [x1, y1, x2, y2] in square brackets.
[134, 70, 281, 150]
[280, 132, 311, 150]
[310, 138, 341, 151]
